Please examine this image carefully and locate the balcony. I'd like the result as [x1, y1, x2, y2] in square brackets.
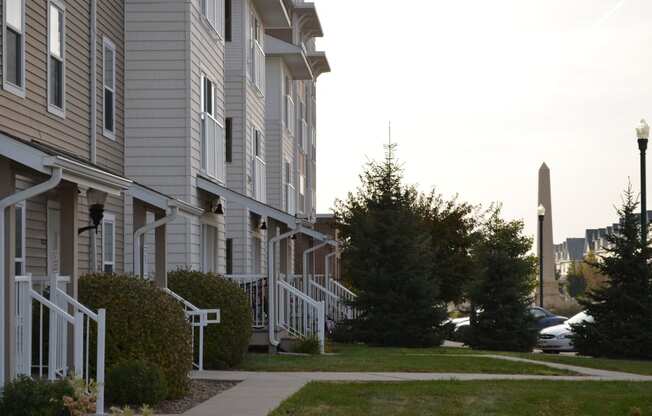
[252, 40, 265, 96]
[285, 95, 295, 136]
[201, 112, 226, 184]
[253, 156, 266, 203]
[251, 0, 291, 27]
[293, 2, 324, 38]
[264, 35, 312, 80]
[286, 183, 296, 216]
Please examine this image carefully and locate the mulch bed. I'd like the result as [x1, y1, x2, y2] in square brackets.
[155, 379, 240, 414]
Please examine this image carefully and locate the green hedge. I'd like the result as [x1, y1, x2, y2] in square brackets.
[0, 376, 73, 416]
[106, 360, 168, 406]
[79, 274, 192, 399]
[168, 270, 252, 369]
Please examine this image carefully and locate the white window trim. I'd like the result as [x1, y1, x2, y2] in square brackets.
[47, 0, 66, 118]
[200, 72, 216, 118]
[102, 213, 116, 273]
[201, 0, 225, 41]
[14, 202, 26, 275]
[2, 0, 26, 97]
[102, 37, 116, 140]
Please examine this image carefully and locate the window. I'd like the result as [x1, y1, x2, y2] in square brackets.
[47, 1, 65, 115]
[202, 0, 224, 36]
[253, 127, 261, 157]
[225, 118, 232, 163]
[201, 224, 219, 273]
[248, 13, 260, 80]
[102, 214, 115, 273]
[201, 74, 214, 117]
[226, 238, 233, 275]
[3, 0, 25, 94]
[103, 38, 116, 138]
[14, 202, 26, 276]
[285, 160, 292, 186]
[225, 0, 232, 41]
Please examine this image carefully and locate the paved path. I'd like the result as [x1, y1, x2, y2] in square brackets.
[157, 355, 652, 416]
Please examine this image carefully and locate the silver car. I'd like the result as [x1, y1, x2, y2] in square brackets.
[537, 311, 593, 353]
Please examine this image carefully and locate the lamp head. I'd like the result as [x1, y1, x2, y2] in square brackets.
[86, 189, 108, 228]
[537, 204, 546, 218]
[636, 119, 650, 141]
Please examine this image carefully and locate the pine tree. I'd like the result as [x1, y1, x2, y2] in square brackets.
[334, 143, 447, 347]
[467, 207, 538, 352]
[573, 187, 652, 359]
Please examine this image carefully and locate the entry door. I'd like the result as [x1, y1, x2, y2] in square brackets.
[202, 224, 219, 273]
[47, 201, 61, 277]
[251, 236, 261, 275]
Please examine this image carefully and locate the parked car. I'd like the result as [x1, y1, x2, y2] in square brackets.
[537, 311, 593, 353]
[448, 307, 567, 342]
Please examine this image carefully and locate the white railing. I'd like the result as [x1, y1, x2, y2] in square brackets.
[276, 279, 325, 353]
[286, 183, 296, 216]
[253, 156, 266, 203]
[225, 275, 268, 328]
[295, 274, 357, 321]
[285, 95, 295, 136]
[15, 274, 106, 414]
[202, 112, 226, 184]
[164, 288, 220, 371]
[252, 39, 265, 95]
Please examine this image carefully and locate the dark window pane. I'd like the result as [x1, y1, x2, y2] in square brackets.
[225, 0, 232, 42]
[225, 118, 232, 163]
[6, 29, 22, 87]
[15, 206, 23, 258]
[49, 57, 63, 108]
[103, 264, 113, 273]
[104, 89, 114, 132]
[203, 78, 213, 115]
[15, 261, 23, 276]
[226, 239, 233, 275]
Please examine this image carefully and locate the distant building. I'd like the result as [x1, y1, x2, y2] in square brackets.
[554, 238, 585, 278]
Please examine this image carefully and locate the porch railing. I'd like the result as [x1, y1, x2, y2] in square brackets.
[163, 288, 220, 371]
[253, 156, 266, 203]
[276, 279, 325, 353]
[15, 274, 106, 414]
[201, 112, 226, 184]
[225, 275, 267, 328]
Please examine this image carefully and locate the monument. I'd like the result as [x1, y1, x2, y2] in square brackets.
[537, 162, 562, 309]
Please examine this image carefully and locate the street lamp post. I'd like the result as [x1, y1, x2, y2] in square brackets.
[636, 119, 650, 247]
[537, 204, 546, 307]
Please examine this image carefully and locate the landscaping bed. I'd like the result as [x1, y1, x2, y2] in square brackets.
[154, 380, 239, 414]
[270, 380, 652, 416]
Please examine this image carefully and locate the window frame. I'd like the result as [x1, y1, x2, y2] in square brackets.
[102, 37, 116, 140]
[47, 0, 66, 117]
[3, 0, 26, 97]
[102, 213, 116, 273]
[202, 0, 225, 39]
[14, 202, 26, 276]
[200, 72, 215, 118]
[225, 0, 232, 42]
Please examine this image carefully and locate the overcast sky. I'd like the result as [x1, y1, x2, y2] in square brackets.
[314, 0, 652, 244]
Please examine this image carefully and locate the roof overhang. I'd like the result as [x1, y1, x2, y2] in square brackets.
[252, 0, 291, 28]
[294, 2, 323, 38]
[0, 133, 131, 195]
[306, 51, 330, 78]
[128, 182, 203, 216]
[265, 35, 313, 80]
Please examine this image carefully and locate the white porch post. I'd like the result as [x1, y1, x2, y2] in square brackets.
[0, 159, 16, 384]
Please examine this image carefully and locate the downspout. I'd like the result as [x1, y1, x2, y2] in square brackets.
[0, 167, 62, 386]
[325, 251, 337, 282]
[302, 241, 329, 292]
[89, 0, 98, 272]
[267, 226, 304, 349]
[133, 206, 178, 279]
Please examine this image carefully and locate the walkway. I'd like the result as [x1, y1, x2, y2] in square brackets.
[157, 355, 652, 416]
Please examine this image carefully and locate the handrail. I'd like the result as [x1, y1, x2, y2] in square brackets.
[308, 279, 339, 301]
[55, 288, 99, 321]
[29, 290, 75, 325]
[278, 279, 320, 307]
[329, 278, 357, 299]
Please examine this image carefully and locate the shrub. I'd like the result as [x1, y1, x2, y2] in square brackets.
[106, 360, 168, 407]
[0, 376, 73, 416]
[168, 270, 252, 369]
[79, 273, 192, 399]
[331, 320, 356, 344]
[293, 335, 321, 355]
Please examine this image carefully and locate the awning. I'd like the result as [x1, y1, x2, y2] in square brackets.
[0, 133, 131, 195]
[127, 182, 203, 216]
[294, 2, 323, 38]
[306, 50, 330, 78]
[265, 35, 313, 80]
[252, 0, 291, 28]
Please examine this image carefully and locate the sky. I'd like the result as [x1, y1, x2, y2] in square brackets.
[314, 0, 652, 244]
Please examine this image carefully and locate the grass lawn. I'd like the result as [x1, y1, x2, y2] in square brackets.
[269, 380, 652, 416]
[239, 344, 571, 375]
[506, 353, 652, 376]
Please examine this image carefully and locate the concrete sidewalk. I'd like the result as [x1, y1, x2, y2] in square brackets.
[158, 355, 652, 416]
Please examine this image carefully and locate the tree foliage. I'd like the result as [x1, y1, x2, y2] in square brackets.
[572, 187, 652, 359]
[334, 143, 447, 347]
[466, 206, 538, 352]
[565, 262, 587, 299]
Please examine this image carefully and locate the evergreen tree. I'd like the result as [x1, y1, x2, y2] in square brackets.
[565, 262, 587, 299]
[573, 187, 652, 359]
[334, 144, 447, 347]
[467, 207, 538, 352]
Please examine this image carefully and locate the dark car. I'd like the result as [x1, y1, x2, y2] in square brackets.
[528, 306, 567, 330]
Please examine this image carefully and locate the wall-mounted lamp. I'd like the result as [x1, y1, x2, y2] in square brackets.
[260, 220, 268, 231]
[78, 189, 108, 235]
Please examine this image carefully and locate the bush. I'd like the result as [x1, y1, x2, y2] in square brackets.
[106, 360, 168, 407]
[331, 320, 356, 344]
[293, 336, 321, 355]
[79, 273, 192, 399]
[168, 270, 252, 369]
[0, 376, 73, 416]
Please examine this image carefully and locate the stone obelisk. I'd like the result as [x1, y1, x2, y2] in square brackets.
[537, 163, 560, 308]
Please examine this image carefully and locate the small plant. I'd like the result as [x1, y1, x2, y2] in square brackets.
[106, 360, 168, 407]
[293, 335, 321, 355]
[109, 405, 154, 416]
[62, 378, 98, 416]
[0, 375, 73, 416]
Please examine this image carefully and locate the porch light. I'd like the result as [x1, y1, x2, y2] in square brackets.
[260, 221, 268, 231]
[79, 189, 108, 234]
[215, 202, 224, 215]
